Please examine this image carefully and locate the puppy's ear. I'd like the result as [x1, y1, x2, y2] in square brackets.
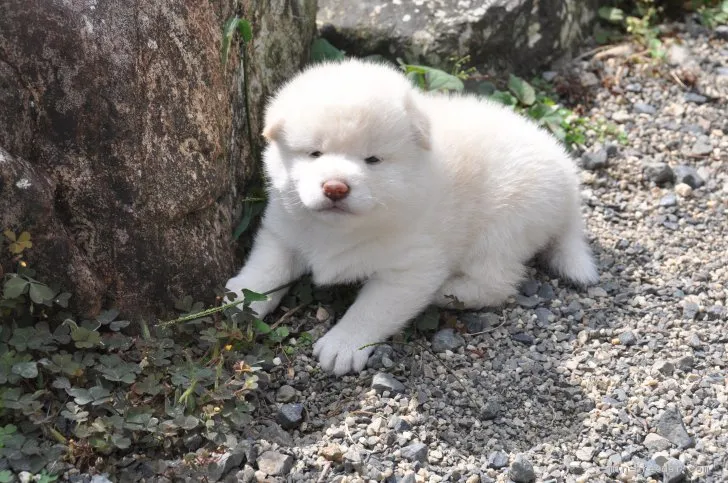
[262, 118, 283, 142]
[404, 93, 431, 151]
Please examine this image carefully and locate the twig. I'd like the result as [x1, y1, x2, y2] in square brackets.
[465, 319, 506, 336]
[317, 462, 331, 482]
[159, 281, 296, 326]
[269, 302, 307, 331]
[670, 70, 687, 89]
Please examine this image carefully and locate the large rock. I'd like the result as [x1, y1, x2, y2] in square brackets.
[0, 0, 316, 317]
[318, 0, 598, 72]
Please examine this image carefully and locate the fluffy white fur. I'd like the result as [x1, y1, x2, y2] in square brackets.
[225, 59, 598, 375]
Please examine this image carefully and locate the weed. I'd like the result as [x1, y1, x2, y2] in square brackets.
[597, 1, 666, 58]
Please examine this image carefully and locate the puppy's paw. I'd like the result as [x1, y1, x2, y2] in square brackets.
[313, 326, 376, 376]
[224, 275, 276, 318]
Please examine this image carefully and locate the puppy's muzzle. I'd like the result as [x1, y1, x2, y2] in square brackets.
[322, 180, 350, 201]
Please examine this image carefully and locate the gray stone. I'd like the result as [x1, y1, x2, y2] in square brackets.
[537, 284, 555, 300]
[663, 458, 687, 483]
[705, 305, 727, 321]
[654, 360, 675, 376]
[275, 385, 296, 403]
[401, 442, 428, 463]
[372, 372, 406, 394]
[487, 450, 509, 469]
[575, 447, 594, 462]
[618, 331, 638, 346]
[656, 406, 695, 449]
[511, 332, 535, 345]
[515, 294, 541, 308]
[234, 466, 256, 483]
[389, 415, 412, 432]
[509, 453, 535, 483]
[643, 162, 675, 185]
[90, 477, 112, 483]
[582, 150, 608, 171]
[399, 472, 417, 483]
[542, 71, 558, 82]
[625, 83, 642, 92]
[667, 44, 691, 66]
[520, 279, 540, 297]
[643, 459, 663, 478]
[431, 328, 465, 352]
[256, 451, 293, 476]
[276, 403, 305, 430]
[461, 312, 499, 333]
[689, 139, 713, 157]
[676, 355, 694, 371]
[714, 25, 728, 40]
[717, 66, 728, 76]
[659, 193, 677, 207]
[643, 433, 672, 452]
[688, 333, 702, 348]
[605, 143, 619, 157]
[684, 92, 707, 104]
[482, 400, 500, 420]
[580, 71, 600, 87]
[367, 344, 395, 369]
[317, 0, 599, 72]
[674, 165, 705, 188]
[535, 307, 553, 326]
[343, 447, 365, 473]
[682, 301, 700, 320]
[612, 110, 631, 123]
[633, 102, 657, 115]
[208, 446, 246, 482]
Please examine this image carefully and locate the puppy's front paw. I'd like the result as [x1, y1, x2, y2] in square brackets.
[313, 326, 376, 376]
[224, 275, 276, 318]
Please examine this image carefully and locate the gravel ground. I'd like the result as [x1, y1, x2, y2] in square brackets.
[107, 22, 727, 483]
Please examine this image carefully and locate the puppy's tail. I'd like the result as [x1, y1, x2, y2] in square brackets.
[546, 218, 599, 286]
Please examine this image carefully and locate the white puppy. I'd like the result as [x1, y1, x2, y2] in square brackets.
[226, 59, 598, 375]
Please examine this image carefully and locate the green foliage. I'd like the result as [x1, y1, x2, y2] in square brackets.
[596, 1, 665, 58]
[310, 38, 346, 63]
[696, 0, 728, 27]
[0, 230, 309, 475]
[221, 16, 253, 67]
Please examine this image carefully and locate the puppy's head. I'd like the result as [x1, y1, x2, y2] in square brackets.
[261, 59, 432, 225]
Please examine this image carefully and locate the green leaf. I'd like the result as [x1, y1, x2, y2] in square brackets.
[233, 200, 264, 241]
[489, 90, 517, 106]
[0, 470, 12, 483]
[242, 289, 268, 303]
[11, 361, 38, 379]
[28, 282, 57, 304]
[253, 319, 271, 335]
[54, 292, 72, 308]
[236, 19, 253, 43]
[598, 6, 625, 24]
[310, 38, 345, 63]
[97, 308, 120, 324]
[403, 65, 464, 92]
[3, 277, 29, 299]
[174, 415, 199, 430]
[71, 326, 102, 349]
[507, 74, 536, 106]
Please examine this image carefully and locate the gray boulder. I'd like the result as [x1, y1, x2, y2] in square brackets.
[318, 0, 599, 72]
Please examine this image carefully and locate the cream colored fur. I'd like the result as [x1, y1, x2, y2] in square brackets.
[225, 59, 598, 375]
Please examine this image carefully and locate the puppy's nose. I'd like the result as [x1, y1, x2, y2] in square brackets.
[322, 180, 349, 201]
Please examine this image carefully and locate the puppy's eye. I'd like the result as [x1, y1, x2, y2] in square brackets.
[365, 156, 381, 165]
[309, 151, 323, 158]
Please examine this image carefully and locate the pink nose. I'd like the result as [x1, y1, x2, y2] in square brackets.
[322, 180, 349, 201]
